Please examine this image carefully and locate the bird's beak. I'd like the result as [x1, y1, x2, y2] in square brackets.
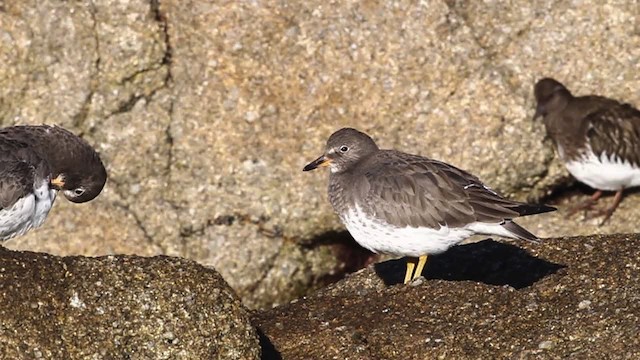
[303, 155, 331, 171]
[50, 174, 65, 189]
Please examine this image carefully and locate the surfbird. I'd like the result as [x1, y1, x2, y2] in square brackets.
[303, 128, 555, 284]
[533, 77, 640, 224]
[0, 125, 107, 241]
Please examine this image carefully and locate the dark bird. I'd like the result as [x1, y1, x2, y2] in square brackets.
[0, 125, 107, 241]
[303, 128, 555, 284]
[533, 77, 640, 224]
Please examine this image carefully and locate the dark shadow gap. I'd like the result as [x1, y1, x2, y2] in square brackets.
[374, 240, 565, 287]
[537, 180, 640, 207]
[257, 327, 282, 360]
[299, 230, 357, 249]
[302, 230, 377, 286]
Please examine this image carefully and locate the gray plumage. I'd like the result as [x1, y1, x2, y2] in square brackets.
[305, 128, 554, 243]
[0, 125, 107, 240]
[534, 77, 640, 166]
[0, 161, 47, 209]
[533, 78, 640, 224]
[304, 128, 555, 283]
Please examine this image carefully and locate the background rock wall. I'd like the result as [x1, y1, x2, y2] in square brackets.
[1, 0, 639, 308]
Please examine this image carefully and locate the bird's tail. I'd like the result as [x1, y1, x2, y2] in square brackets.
[511, 203, 556, 217]
[501, 220, 541, 243]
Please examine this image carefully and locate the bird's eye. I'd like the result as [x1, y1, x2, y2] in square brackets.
[339, 145, 349, 153]
[73, 188, 85, 196]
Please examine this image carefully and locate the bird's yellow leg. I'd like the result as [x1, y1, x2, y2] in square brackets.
[404, 257, 417, 284]
[413, 255, 428, 281]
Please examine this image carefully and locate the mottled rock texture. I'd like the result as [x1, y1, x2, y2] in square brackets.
[1, 0, 639, 308]
[0, 248, 260, 359]
[255, 234, 640, 359]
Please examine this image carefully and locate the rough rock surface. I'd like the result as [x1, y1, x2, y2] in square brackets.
[0, 248, 260, 359]
[1, 0, 640, 308]
[254, 234, 640, 359]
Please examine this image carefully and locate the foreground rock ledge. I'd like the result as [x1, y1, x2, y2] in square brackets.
[0, 249, 260, 360]
[254, 234, 640, 359]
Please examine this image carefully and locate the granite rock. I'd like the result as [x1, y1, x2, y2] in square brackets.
[255, 234, 640, 359]
[0, 248, 260, 359]
[1, 0, 639, 309]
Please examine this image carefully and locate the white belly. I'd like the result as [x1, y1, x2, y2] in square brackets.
[565, 149, 640, 191]
[340, 204, 515, 257]
[0, 180, 57, 241]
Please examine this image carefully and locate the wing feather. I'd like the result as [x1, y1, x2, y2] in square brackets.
[358, 152, 528, 229]
[0, 161, 34, 210]
[586, 101, 640, 166]
[0, 134, 49, 210]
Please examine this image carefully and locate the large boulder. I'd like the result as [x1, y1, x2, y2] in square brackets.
[1, 0, 639, 308]
[0, 248, 260, 359]
[255, 234, 640, 359]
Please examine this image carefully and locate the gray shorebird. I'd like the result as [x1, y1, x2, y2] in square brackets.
[303, 128, 555, 284]
[0, 125, 107, 241]
[533, 77, 640, 225]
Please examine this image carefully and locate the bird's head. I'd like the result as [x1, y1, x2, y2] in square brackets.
[533, 78, 572, 121]
[303, 128, 379, 174]
[50, 151, 107, 203]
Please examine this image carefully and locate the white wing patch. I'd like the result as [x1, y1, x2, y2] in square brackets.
[463, 183, 498, 195]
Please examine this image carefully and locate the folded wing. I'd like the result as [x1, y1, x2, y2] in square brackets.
[358, 152, 554, 231]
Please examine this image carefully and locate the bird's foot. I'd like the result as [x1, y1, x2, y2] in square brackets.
[403, 255, 428, 284]
[583, 190, 624, 226]
[403, 258, 416, 284]
[585, 206, 616, 226]
[566, 190, 603, 219]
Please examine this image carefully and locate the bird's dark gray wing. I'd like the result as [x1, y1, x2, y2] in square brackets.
[0, 161, 34, 210]
[0, 125, 107, 204]
[0, 132, 51, 210]
[357, 152, 547, 229]
[0, 125, 95, 168]
[585, 101, 640, 167]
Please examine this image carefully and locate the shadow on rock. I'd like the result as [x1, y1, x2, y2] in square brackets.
[301, 230, 378, 284]
[374, 239, 565, 287]
[257, 327, 282, 360]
